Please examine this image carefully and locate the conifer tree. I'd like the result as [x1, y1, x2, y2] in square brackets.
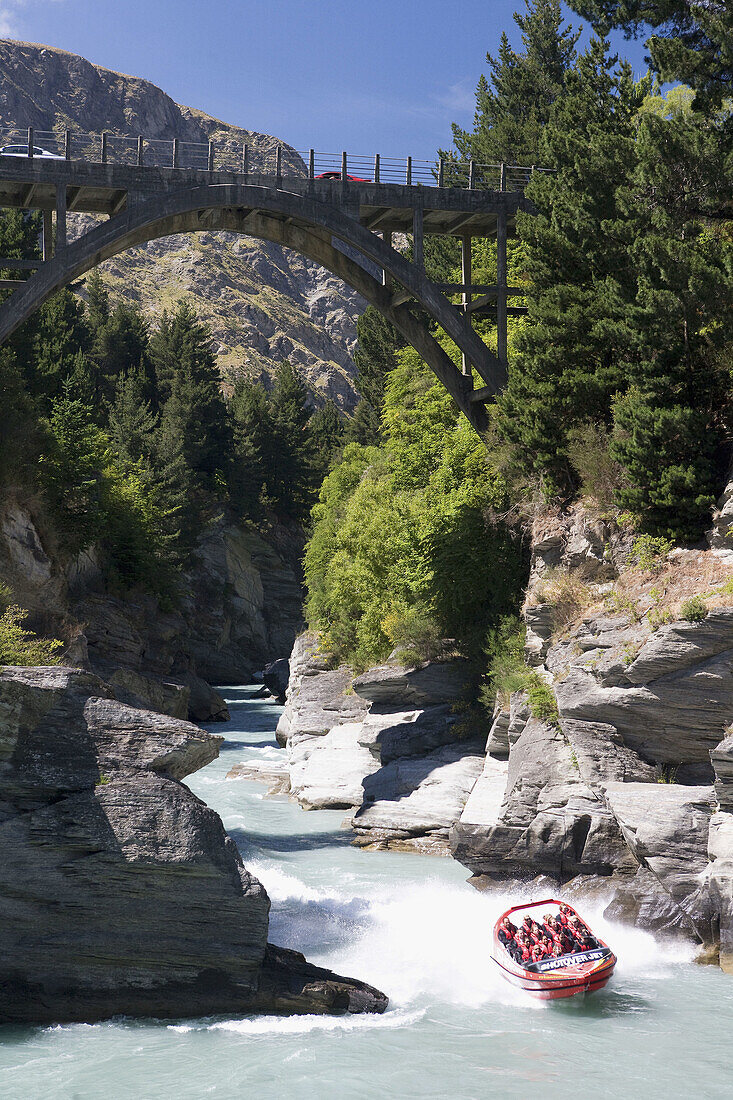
[40, 376, 106, 554]
[451, 0, 579, 164]
[90, 302, 153, 405]
[496, 40, 647, 497]
[309, 399, 345, 484]
[608, 105, 733, 537]
[30, 290, 90, 403]
[349, 306, 404, 444]
[267, 361, 315, 521]
[229, 379, 271, 518]
[0, 347, 38, 483]
[152, 302, 234, 529]
[108, 365, 159, 471]
[84, 270, 110, 334]
[569, 1, 733, 108]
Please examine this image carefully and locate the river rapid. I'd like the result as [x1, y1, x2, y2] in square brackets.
[2, 685, 733, 1099]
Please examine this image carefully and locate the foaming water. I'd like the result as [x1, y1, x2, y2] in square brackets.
[1, 685, 731, 1100]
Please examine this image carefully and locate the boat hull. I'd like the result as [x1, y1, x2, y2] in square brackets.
[492, 897, 617, 1000]
[492, 953, 616, 1000]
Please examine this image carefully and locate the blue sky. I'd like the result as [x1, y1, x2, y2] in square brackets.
[1, 0, 651, 158]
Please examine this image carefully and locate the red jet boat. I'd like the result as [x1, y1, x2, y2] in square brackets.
[492, 898, 616, 1000]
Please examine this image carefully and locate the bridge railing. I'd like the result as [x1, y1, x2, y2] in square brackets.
[0, 126, 546, 191]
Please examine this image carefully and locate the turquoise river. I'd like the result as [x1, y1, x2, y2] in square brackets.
[2, 685, 733, 1099]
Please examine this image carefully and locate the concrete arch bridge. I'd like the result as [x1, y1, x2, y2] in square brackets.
[0, 133, 537, 434]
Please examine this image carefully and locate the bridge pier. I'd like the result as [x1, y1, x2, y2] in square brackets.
[461, 235, 472, 377]
[496, 211, 508, 366]
[42, 209, 53, 262]
[55, 186, 66, 252]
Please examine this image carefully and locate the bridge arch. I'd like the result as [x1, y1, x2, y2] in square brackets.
[0, 183, 505, 432]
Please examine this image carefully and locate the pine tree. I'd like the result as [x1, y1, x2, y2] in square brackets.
[309, 400, 345, 485]
[229, 379, 271, 518]
[152, 302, 234, 529]
[266, 361, 315, 521]
[30, 289, 90, 403]
[609, 105, 733, 538]
[0, 347, 38, 484]
[108, 365, 159, 471]
[568, 1, 733, 108]
[450, 0, 579, 165]
[350, 306, 404, 443]
[40, 376, 106, 554]
[90, 302, 153, 405]
[85, 269, 110, 334]
[496, 40, 647, 498]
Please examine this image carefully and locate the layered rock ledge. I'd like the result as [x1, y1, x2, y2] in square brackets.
[266, 635, 483, 853]
[0, 666, 386, 1024]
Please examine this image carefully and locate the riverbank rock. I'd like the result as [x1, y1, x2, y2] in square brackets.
[263, 657, 290, 703]
[0, 665, 386, 1024]
[272, 635, 484, 850]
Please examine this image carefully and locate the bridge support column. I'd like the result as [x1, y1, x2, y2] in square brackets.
[382, 230, 392, 289]
[412, 208, 423, 272]
[55, 186, 67, 252]
[461, 234, 472, 377]
[42, 210, 53, 262]
[496, 210, 508, 365]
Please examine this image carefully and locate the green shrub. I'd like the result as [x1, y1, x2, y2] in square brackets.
[304, 350, 526, 671]
[680, 596, 708, 622]
[631, 534, 673, 571]
[0, 602, 63, 666]
[526, 674, 560, 727]
[481, 617, 529, 709]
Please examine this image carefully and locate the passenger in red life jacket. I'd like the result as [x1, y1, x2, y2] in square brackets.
[531, 941, 547, 962]
[550, 941, 564, 958]
[514, 933, 532, 964]
[558, 903, 573, 927]
[569, 915, 598, 948]
[498, 918, 517, 949]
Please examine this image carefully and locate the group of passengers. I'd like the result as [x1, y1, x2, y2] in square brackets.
[497, 904, 598, 965]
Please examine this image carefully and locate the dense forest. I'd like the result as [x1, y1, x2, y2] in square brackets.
[305, 0, 733, 682]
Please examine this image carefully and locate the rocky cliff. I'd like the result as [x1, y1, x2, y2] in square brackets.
[235, 633, 485, 855]
[0, 496, 304, 720]
[0, 39, 363, 407]
[0, 665, 387, 1024]
[450, 487, 733, 971]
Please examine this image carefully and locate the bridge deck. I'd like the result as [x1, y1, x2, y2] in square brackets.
[0, 156, 528, 237]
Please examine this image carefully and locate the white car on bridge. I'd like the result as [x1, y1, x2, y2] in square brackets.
[0, 144, 65, 159]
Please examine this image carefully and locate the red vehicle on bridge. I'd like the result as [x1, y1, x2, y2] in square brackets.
[316, 170, 372, 182]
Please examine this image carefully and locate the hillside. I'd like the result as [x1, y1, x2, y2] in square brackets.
[0, 39, 363, 407]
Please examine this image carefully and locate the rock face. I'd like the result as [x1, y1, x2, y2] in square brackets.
[0, 40, 364, 408]
[274, 634, 483, 851]
[0, 499, 304, 721]
[450, 503, 733, 969]
[0, 666, 386, 1024]
[553, 610, 733, 767]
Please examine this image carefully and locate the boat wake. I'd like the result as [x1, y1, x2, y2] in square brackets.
[248, 861, 697, 1012]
